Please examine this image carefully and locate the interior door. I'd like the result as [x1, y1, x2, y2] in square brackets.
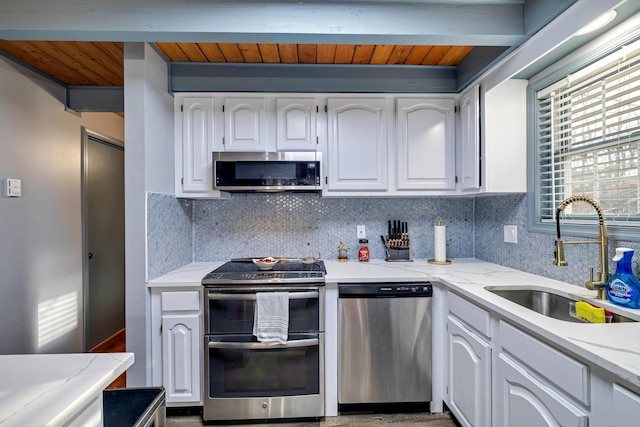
[82, 128, 125, 350]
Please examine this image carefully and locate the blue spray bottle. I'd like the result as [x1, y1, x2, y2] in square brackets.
[606, 247, 640, 309]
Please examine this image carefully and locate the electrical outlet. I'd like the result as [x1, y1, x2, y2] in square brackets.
[504, 225, 518, 244]
[357, 225, 366, 239]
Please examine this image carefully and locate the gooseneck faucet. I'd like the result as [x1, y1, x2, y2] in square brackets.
[554, 195, 609, 300]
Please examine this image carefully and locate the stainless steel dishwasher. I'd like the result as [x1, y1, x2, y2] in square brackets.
[338, 282, 433, 406]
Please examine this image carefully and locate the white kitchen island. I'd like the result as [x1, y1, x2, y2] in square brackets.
[0, 352, 134, 427]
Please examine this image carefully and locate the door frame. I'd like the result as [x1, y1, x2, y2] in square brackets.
[81, 126, 125, 351]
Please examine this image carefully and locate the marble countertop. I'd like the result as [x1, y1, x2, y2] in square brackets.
[147, 258, 640, 392]
[0, 352, 134, 427]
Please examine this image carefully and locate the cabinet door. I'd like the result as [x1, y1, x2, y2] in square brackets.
[181, 98, 215, 193]
[326, 98, 387, 191]
[396, 98, 455, 190]
[276, 98, 317, 151]
[496, 354, 588, 427]
[224, 98, 266, 151]
[162, 313, 201, 404]
[459, 85, 480, 191]
[447, 316, 491, 427]
[612, 384, 640, 427]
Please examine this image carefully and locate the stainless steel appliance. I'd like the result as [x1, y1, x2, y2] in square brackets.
[103, 387, 166, 427]
[212, 151, 322, 192]
[338, 282, 433, 406]
[201, 259, 326, 422]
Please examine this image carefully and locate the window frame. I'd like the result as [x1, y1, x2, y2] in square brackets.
[528, 27, 640, 242]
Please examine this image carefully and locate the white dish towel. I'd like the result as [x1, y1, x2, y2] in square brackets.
[253, 292, 289, 345]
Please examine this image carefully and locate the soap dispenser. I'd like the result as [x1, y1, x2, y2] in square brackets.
[606, 247, 640, 309]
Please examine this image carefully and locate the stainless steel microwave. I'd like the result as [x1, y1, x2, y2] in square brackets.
[212, 151, 322, 192]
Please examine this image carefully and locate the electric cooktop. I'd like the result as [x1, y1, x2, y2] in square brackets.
[202, 259, 326, 285]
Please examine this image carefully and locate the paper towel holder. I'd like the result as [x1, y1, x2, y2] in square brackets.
[428, 217, 451, 265]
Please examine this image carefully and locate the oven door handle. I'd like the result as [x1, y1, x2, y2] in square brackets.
[208, 338, 319, 349]
[208, 291, 318, 301]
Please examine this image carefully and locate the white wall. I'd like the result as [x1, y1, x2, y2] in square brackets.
[124, 42, 174, 386]
[0, 56, 124, 354]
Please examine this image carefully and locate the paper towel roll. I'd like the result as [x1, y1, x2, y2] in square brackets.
[434, 222, 446, 262]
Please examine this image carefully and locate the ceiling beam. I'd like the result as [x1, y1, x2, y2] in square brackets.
[66, 86, 124, 112]
[0, 1, 524, 46]
[170, 62, 457, 93]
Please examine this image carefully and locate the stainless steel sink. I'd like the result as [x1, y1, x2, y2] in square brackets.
[485, 287, 637, 323]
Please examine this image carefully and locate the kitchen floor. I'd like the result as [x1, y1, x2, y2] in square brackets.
[167, 410, 459, 426]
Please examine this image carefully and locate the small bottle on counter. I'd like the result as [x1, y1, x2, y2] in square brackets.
[358, 239, 369, 262]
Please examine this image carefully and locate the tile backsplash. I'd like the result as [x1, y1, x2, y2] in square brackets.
[147, 192, 640, 287]
[147, 192, 474, 279]
[146, 192, 193, 280]
[475, 193, 640, 286]
[192, 193, 474, 262]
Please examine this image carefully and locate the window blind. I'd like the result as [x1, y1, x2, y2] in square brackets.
[536, 42, 640, 223]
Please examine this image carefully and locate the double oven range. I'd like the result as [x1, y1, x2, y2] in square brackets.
[201, 259, 326, 422]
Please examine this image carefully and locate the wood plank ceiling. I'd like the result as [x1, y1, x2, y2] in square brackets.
[0, 40, 474, 87]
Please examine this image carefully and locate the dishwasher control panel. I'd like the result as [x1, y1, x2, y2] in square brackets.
[338, 282, 432, 297]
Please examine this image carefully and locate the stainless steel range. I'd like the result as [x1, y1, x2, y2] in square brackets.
[201, 259, 326, 422]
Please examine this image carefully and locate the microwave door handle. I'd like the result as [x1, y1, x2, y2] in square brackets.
[208, 291, 318, 301]
[208, 338, 319, 350]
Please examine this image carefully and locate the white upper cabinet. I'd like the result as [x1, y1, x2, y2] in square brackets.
[459, 79, 527, 194]
[175, 97, 226, 198]
[396, 98, 455, 191]
[459, 85, 480, 191]
[223, 98, 267, 151]
[181, 98, 214, 193]
[175, 93, 464, 198]
[326, 98, 388, 192]
[481, 79, 527, 193]
[276, 98, 318, 151]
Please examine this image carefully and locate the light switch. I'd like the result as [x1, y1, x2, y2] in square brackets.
[504, 225, 517, 244]
[357, 225, 366, 239]
[3, 178, 21, 198]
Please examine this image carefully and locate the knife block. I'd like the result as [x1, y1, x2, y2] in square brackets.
[383, 232, 412, 262]
[385, 246, 411, 262]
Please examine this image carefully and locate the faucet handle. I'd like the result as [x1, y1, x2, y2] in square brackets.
[589, 267, 594, 282]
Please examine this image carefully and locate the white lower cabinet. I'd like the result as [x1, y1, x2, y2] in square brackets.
[447, 316, 491, 427]
[150, 289, 202, 406]
[497, 354, 588, 427]
[495, 320, 589, 427]
[446, 291, 492, 427]
[611, 383, 640, 426]
[162, 312, 200, 404]
[443, 292, 640, 427]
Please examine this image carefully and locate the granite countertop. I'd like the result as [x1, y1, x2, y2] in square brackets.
[147, 258, 640, 392]
[0, 352, 134, 427]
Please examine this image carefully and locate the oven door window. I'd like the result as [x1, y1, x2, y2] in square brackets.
[207, 333, 320, 398]
[207, 292, 319, 334]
